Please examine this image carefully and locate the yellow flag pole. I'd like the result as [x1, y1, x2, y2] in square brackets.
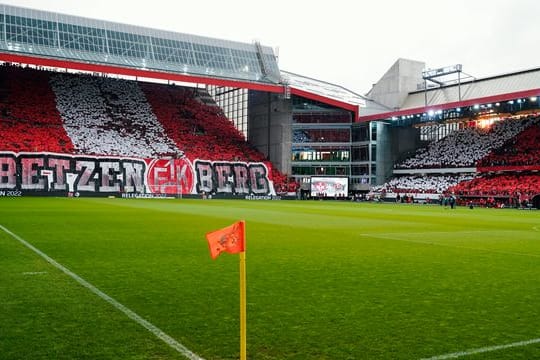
[239, 249, 247, 360]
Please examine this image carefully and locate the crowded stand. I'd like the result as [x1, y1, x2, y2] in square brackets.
[396, 116, 537, 169]
[2, 63, 537, 202]
[50, 73, 179, 158]
[449, 173, 540, 207]
[378, 115, 540, 206]
[0, 65, 74, 153]
[0, 64, 297, 194]
[374, 174, 475, 195]
[140, 83, 297, 193]
[140, 83, 261, 161]
[477, 116, 540, 168]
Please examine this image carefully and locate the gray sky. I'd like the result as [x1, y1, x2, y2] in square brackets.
[3, 0, 539, 94]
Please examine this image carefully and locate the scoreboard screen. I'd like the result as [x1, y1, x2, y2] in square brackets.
[310, 177, 348, 197]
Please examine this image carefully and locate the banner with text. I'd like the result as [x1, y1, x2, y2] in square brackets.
[0, 152, 274, 197]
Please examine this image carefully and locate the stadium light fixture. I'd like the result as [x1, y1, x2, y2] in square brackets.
[473, 104, 480, 110]
[495, 102, 500, 106]
[508, 100, 514, 104]
[456, 107, 461, 112]
[530, 96, 538, 102]
[427, 110, 435, 117]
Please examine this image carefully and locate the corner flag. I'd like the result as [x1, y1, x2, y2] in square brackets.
[205, 220, 245, 260]
[205, 220, 247, 360]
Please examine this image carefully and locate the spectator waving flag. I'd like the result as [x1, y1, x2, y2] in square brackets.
[205, 220, 245, 259]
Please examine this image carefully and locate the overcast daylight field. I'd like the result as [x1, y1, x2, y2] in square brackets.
[0, 197, 539, 359]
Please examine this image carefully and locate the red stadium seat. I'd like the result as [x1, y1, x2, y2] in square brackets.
[0, 65, 74, 153]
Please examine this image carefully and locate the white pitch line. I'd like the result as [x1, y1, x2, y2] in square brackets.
[421, 337, 540, 359]
[22, 271, 48, 275]
[0, 224, 204, 360]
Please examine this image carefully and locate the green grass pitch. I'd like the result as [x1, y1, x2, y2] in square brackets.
[0, 197, 539, 359]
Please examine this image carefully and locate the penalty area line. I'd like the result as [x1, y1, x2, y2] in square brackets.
[422, 337, 540, 359]
[0, 224, 204, 360]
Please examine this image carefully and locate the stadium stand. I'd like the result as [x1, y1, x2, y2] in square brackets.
[8, 64, 538, 202]
[140, 82, 297, 193]
[375, 115, 540, 205]
[477, 116, 540, 168]
[374, 174, 475, 194]
[50, 72, 179, 158]
[0, 64, 296, 193]
[449, 173, 540, 207]
[396, 116, 537, 169]
[0, 64, 74, 153]
[140, 82, 260, 161]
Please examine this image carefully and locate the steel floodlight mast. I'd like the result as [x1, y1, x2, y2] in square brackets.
[421, 64, 474, 106]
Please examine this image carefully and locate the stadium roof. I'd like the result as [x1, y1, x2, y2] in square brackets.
[402, 67, 540, 109]
[0, 4, 380, 120]
[282, 71, 367, 108]
[359, 67, 540, 122]
[282, 71, 390, 119]
[0, 3, 281, 89]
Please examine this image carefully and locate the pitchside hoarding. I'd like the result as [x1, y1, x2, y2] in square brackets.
[0, 152, 274, 197]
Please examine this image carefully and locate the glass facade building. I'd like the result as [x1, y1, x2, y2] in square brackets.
[290, 97, 374, 189]
[283, 71, 375, 189]
[207, 86, 249, 138]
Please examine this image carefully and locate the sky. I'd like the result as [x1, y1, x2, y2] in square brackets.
[3, 0, 540, 94]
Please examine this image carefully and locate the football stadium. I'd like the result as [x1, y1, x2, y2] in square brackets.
[0, 4, 539, 360]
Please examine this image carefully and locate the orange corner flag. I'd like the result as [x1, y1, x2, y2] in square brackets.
[205, 220, 245, 260]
